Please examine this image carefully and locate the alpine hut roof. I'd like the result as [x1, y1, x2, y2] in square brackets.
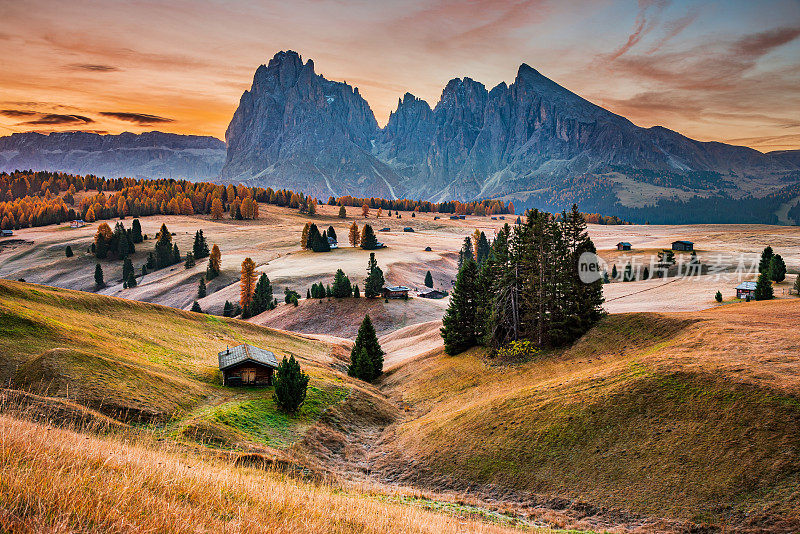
[218, 344, 279, 371]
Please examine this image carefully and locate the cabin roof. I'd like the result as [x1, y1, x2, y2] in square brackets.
[384, 286, 410, 292]
[218, 343, 278, 371]
[672, 240, 694, 245]
[736, 281, 757, 290]
[617, 242, 632, 246]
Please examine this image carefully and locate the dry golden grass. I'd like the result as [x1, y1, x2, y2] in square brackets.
[0, 414, 534, 534]
[377, 301, 800, 529]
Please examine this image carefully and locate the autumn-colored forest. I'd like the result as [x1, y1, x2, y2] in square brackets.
[0, 170, 517, 231]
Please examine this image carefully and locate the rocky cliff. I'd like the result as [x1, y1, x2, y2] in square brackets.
[0, 131, 225, 181]
[222, 52, 797, 206]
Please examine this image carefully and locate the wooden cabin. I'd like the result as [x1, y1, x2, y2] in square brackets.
[616, 242, 632, 251]
[672, 240, 694, 251]
[0, 229, 13, 237]
[736, 281, 757, 300]
[70, 220, 86, 228]
[403, 227, 414, 232]
[218, 344, 279, 387]
[382, 286, 410, 299]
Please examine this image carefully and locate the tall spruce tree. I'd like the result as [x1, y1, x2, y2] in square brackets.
[361, 224, 379, 250]
[475, 231, 490, 265]
[184, 251, 195, 268]
[193, 230, 209, 259]
[759, 246, 774, 274]
[458, 236, 474, 268]
[441, 258, 479, 355]
[332, 269, 352, 298]
[754, 272, 774, 300]
[424, 270, 434, 288]
[364, 253, 385, 298]
[94, 264, 104, 287]
[348, 315, 384, 381]
[250, 273, 274, 315]
[154, 223, 173, 268]
[122, 257, 134, 283]
[131, 218, 143, 243]
[198, 277, 207, 298]
[770, 254, 786, 282]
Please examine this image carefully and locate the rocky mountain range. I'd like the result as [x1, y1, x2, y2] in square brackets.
[0, 131, 226, 182]
[221, 51, 800, 211]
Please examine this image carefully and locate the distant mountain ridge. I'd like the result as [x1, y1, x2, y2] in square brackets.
[221, 51, 799, 213]
[0, 131, 226, 181]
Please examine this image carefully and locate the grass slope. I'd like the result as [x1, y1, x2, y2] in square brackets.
[379, 302, 800, 531]
[0, 280, 357, 449]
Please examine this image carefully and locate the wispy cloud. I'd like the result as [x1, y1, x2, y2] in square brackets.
[99, 111, 174, 125]
[0, 109, 38, 118]
[23, 114, 94, 125]
[70, 63, 119, 72]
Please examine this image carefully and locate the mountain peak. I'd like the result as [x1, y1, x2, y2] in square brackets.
[268, 50, 303, 68]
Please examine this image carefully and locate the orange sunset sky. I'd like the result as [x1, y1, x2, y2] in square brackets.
[1, 0, 799, 152]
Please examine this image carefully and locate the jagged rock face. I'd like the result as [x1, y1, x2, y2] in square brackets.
[0, 131, 225, 181]
[221, 51, 402, 199]
[220, 51, 798, 203]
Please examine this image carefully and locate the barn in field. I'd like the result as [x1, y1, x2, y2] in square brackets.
[617, 242, 632, 251]
[218, 344, 279, 387]
[672, 240, 694, 251]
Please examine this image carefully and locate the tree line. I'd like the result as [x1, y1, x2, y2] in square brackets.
[441, 205, 605, 356]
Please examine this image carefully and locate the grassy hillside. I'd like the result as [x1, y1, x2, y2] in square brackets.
[0, 279, 367, 449]
[378, 302, 800, 531]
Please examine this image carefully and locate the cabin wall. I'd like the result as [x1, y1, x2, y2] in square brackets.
[223, 365, 274, 386]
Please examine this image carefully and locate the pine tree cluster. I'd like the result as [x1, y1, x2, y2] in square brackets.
[442, 205, 605, 356]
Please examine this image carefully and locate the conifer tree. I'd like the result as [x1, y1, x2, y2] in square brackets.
[332, 268, 352, 298]
[131, 218, 143, 243]
[307, 288, 311, 299]
[794, 274, 800, 295]
[94, 264, 104, 287]
[273, 355, 309, 413]
[301, 222, 310, 249]
[364, 253, 384, 298]
[715, 290, 723, 302]
[353, 284, 360, 298]
[122, 257, 134, 283]
[458, 236, 473, 268]
[754, 272, 774, 300]
[424, 270, 434, 288]
[338, 205, 347, 218]
[611, 264, 618, 280]
[126, 270, 137, 288]
[154, 223, 173, 268]
[207, 244, 221, 279]
[251, 273, 274, 315]
[240, 257, 257, 311]
[198, 277, 207, 298]
[769, 254, 786, 282]
[184, 251, 195, 268]
[193, 230, 209, 259]
[65, 245, 73, 257]
[327, 226, 337, 243]
[223, 300, 233, 317]
[348, 315, 384, 381]
[94, 222, 113, 259]
[475, 231, 490, 265]
[759, 246, 774, 274]
[211, 198, 224, 220]
[172, 243, 181, 264]
[441, 258, 479, 355]
[349, 221, 360, 247]
[191, 301, 202, 313]
[360, 224, 379, 250]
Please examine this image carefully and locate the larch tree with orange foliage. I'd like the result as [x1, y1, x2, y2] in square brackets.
[211, 198, 224, 220]
[362, 203, 369, 218]
[240, 257, 257, 310]
[207, 244, 221, 279]
[349, 221, 360, 247]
